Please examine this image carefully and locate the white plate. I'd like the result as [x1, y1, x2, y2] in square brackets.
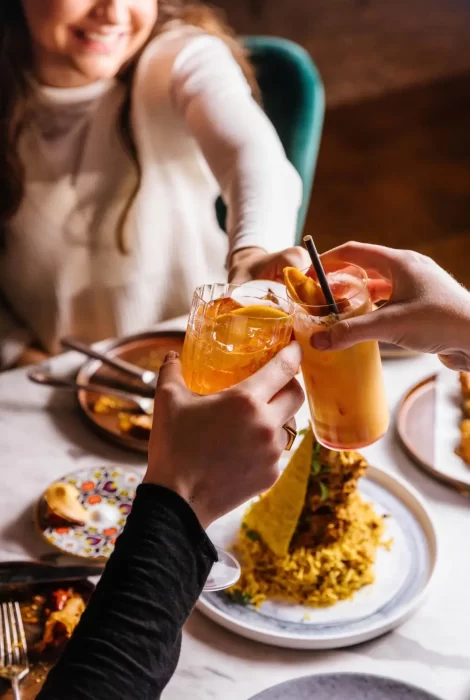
[198, 465, 437, 649]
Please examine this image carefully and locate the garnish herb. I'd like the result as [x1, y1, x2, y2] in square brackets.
[311, 442, 322, 476]
[232, 591, 252, 606]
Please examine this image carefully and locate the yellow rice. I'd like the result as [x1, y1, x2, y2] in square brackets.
[228, 493, 390, 609]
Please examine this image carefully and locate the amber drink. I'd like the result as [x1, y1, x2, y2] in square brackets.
[182, 283, 294, 395]
[287, 264, 389, 450]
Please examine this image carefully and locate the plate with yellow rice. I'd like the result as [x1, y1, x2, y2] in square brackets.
[198, 429, 437, 649]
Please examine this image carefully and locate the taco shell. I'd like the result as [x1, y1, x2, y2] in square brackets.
[243, 427, 314, 556]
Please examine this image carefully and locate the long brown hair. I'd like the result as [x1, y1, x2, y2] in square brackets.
[0, 1, 258, 252]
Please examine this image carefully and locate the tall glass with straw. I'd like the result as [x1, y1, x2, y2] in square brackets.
[286, 236, 389, 450]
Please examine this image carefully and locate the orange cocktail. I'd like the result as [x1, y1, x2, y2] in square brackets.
[182, 283, 293, 394]
[285, 264, 389, 450]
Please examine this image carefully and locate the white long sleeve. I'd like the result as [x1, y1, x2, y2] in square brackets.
[1, 27, 303, 354]
[170, 34, 303, 259]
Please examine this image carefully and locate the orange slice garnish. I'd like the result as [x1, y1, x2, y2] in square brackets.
[229, 304, 288, 320]
[283, 267, 323, 306]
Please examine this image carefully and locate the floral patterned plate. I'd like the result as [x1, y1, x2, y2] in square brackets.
[36, 467, 140, 561]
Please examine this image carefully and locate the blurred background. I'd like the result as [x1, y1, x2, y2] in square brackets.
[215, 0, 470, 285]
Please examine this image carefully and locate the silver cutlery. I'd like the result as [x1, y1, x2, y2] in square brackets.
[28, 370, 154, 415]
[61, 337, 158, 389]
[0, 602, 29, 699]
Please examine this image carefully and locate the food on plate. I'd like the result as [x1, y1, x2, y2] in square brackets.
[38, 588, 86, 651]
[89, 347, 164, 439]
[93, 395, 130, 414]
[45, 483, 90, 525]
[117, 412, 153, 438]
[283, 265, 389, 451]
[456, 372, 470, 466]
[228, 427, 391, 609]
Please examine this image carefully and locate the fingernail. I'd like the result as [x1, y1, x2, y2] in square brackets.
[164, 351, 179, 361]
[311, 332, 331, 350]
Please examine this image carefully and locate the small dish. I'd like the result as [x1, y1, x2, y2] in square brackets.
[397, 373, 470, 495]
[36, 466, 140, 561]
[75, 331, 185, 453]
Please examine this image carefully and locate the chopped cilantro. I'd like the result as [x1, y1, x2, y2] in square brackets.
[311, 442, 322, 476]
[318, 481, 329, 501]
[232, 591, 252, 606]
[246, 530, 260, 541]
[298, 427, 309, 436]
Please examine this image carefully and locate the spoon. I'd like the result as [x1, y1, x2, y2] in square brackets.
[28, 370, 154, 415]
[61, 337, 158, 389]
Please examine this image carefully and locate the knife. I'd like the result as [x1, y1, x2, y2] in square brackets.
[0, 562, 105, 589]
[61, 337, 158, 390]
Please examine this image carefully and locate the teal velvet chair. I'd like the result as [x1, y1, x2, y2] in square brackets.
[216, 36, 325, 245]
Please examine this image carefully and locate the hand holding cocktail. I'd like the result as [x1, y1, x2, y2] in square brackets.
[284, 237, 390, 451]
[309, 242, 470, 372]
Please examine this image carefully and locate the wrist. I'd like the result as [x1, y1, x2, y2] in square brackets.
[229, 246, 267, 268]
[143, 471, 213, 529]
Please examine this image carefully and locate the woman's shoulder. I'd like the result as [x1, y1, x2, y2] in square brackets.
[135, 23, 238, 91]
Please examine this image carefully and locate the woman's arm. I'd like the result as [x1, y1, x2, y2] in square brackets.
[38, 484, 216, 700]
[170, 34, 303, 261]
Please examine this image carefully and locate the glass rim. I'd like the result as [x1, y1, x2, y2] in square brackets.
[193, 282, 294, 319]
[287, 261, 368, 310]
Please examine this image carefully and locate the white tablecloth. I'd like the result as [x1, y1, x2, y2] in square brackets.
[0, 328, 469, 700]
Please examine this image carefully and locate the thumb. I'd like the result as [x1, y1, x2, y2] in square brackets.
[310, 308, 398, 351]
[155, 351, 187, 393]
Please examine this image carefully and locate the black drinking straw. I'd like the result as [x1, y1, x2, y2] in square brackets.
[303, 235, 339, 316]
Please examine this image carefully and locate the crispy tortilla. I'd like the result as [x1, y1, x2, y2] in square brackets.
[243, 427, 314, 556]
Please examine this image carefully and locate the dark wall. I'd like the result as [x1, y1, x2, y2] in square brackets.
[213, 0, 470, 106]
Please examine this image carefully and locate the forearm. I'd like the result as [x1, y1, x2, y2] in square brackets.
[223, 144, 302, 257]
[171, 34, 302, 259]
[38, 485, 216, 700]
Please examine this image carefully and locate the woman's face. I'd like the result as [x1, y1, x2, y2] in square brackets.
[21, 0, 158, 87]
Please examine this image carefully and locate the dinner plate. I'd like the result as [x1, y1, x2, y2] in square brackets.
[248, 673, 442, 700]
[75, 331, 185, 453]
[197, 465, 437, 649]
[397, 373, 470, 495]
[36, 466, 140, 561]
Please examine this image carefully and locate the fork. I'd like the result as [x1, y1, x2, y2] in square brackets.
[0, 602, 29, 699]
[28, 370, 154, 415]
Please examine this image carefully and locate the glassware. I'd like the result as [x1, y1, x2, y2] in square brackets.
[181, 282, 294, 591]
[290, 263, 389, 451]
[182, 283, 294, 394]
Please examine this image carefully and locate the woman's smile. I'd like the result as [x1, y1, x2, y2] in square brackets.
[71, 25, 131, 55]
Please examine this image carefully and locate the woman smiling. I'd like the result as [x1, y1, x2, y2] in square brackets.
[0, 1, 308, 369]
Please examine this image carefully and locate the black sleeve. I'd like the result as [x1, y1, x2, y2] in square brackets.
[37, 484, 217, 700]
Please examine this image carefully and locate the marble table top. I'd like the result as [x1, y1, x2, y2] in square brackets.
[0, 325, 469, 700]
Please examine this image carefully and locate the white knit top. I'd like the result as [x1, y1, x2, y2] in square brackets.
[0, 26, 302, 367]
